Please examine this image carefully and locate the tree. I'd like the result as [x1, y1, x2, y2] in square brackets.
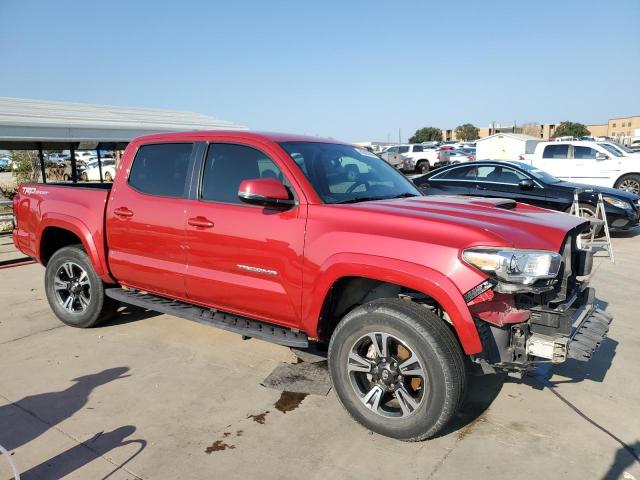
[553, 121, 590, 139]
[409, 127, 442, 143]
[10, 150, 41, 184]
[454, 123, 479, 141]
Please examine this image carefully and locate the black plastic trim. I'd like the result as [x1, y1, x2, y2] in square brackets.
[105, 288, 309, 348]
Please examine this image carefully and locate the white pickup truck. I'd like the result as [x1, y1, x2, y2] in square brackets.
[521, 141, 640, 195]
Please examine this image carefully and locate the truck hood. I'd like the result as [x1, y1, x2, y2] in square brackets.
[344, 195, 587, 252]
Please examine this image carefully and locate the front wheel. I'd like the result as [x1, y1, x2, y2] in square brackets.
[615, 174, 640, 195]
[328, 299, 466, 441]
[45, 245, 119, 328]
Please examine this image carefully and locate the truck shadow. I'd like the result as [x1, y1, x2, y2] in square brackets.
[434, 372, 506, 438]
[104, 304, 162, 327]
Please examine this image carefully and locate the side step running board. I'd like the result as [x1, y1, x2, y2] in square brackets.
[105, 288, 309, 348]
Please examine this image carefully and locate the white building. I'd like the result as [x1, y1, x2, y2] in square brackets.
[475, 133, 540, 161]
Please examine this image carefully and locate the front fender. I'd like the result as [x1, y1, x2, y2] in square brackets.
[38, 214, 114, 283]
[304, 253, 482, 354]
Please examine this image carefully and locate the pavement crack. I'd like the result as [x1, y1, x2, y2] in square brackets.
[0, 324, 65, 345]
[0, 393, 145, 479]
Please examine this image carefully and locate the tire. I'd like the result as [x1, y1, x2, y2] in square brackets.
[104, 171, 113, 182]
[328, 298, 466, 441]
[614, 174, 640, 196]
[45, 245, 119, 328]
[415, 161, 430, 174]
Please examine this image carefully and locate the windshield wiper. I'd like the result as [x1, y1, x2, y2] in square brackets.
[335, 193, 420, 204]
[335, 196, 386, 204]
[388, 193, 421, 199]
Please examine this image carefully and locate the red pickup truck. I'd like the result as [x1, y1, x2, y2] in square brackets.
[12, 131, 611, 441]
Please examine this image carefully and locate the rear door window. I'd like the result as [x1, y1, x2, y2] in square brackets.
[435, 165, 477, 180]
[128, 143, 193, 197]
[542, 144, 569, 159]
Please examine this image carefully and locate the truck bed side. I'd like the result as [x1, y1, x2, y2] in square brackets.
[13, 183, 114, 282]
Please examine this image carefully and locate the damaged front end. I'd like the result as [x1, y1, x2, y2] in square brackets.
[463, 229, 613, 378]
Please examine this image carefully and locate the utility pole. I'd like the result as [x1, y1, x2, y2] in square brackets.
[398, 128, 401, 144]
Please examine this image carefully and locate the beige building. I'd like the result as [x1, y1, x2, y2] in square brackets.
[441, 116, 639, 142]
[607, 116, 640, 139]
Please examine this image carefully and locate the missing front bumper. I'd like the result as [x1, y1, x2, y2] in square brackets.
[526, 306, 612, 363]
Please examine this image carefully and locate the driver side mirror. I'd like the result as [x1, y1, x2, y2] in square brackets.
[238, 178, 294, 209]
[518, 179, 535, 190]
[595, 153, 608, 161]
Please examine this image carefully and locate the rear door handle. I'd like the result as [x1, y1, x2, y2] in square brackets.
[113, 207, 133, 218]
[476, 185, 488, 190]
[188, 216, 215, 228]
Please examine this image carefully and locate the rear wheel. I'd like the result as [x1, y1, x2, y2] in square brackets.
[328, 299, 466, 441]
[615, 174, 640, 195]
[416, 161, 430, 174]
[45, 245, 118, 328]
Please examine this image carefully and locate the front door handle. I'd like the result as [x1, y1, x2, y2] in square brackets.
[476, 185, 488, 190]
[113, 207, 133, 218]
[188, 216, 215, 228]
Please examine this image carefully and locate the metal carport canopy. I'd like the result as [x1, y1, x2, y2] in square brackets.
[0, 97, 247, 149]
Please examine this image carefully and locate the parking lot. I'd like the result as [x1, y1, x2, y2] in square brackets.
[0, 230, 638, 480]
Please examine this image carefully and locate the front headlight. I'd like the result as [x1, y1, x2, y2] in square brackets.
[603, 196, 632, 210]
[462, 248, 562, 285]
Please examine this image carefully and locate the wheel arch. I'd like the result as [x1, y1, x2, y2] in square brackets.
[38, 215, 114, 283]
[305, 254, 482, 355]
[614, 172, 640, 188]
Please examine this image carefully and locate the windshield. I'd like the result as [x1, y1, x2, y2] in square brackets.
[279, 142, 421, 204]
[603, 142, 633, 154]
[506, 161, 561, 184]
[599, 143, 624, 157]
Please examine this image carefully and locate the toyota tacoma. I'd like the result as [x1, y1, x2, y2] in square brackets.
[12, 131, 611, 441]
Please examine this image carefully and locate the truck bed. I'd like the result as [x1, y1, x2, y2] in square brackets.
[13, 182, 113, 281]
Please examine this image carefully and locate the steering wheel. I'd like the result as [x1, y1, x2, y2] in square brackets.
[346, 180, 370, 194]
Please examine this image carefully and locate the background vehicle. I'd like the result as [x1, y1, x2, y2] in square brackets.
[81, 157, 117, 182]
[12, 131, 608, 442]
[0, 158, 10, 172]
[598, 141, 640, 158]
[414, 161, 640, 236]
[380, 144, 435, 173]
[47, 152, 70, 166]
[521, 140, 640, 195]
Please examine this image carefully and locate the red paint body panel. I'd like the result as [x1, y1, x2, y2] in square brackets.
[12, 130, 589, 356]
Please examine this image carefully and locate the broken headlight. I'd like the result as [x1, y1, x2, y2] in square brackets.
[462, 248, 562, 286]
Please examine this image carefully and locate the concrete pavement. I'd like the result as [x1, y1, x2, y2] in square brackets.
[0, 232, 639, 479]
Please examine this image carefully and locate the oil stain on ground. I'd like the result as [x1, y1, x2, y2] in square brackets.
[274, 391, 308, 413]
[205, 440, 236, 453]
[247, 411, 269, 424]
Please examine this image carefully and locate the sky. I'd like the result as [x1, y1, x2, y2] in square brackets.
[1, 0, 639, 142]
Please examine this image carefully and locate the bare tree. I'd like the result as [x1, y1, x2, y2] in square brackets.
[11, 150, 42, 184]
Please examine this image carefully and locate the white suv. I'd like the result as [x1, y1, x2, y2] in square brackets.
[380, 144, 436, 173]
[523, 140, 640, 194]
